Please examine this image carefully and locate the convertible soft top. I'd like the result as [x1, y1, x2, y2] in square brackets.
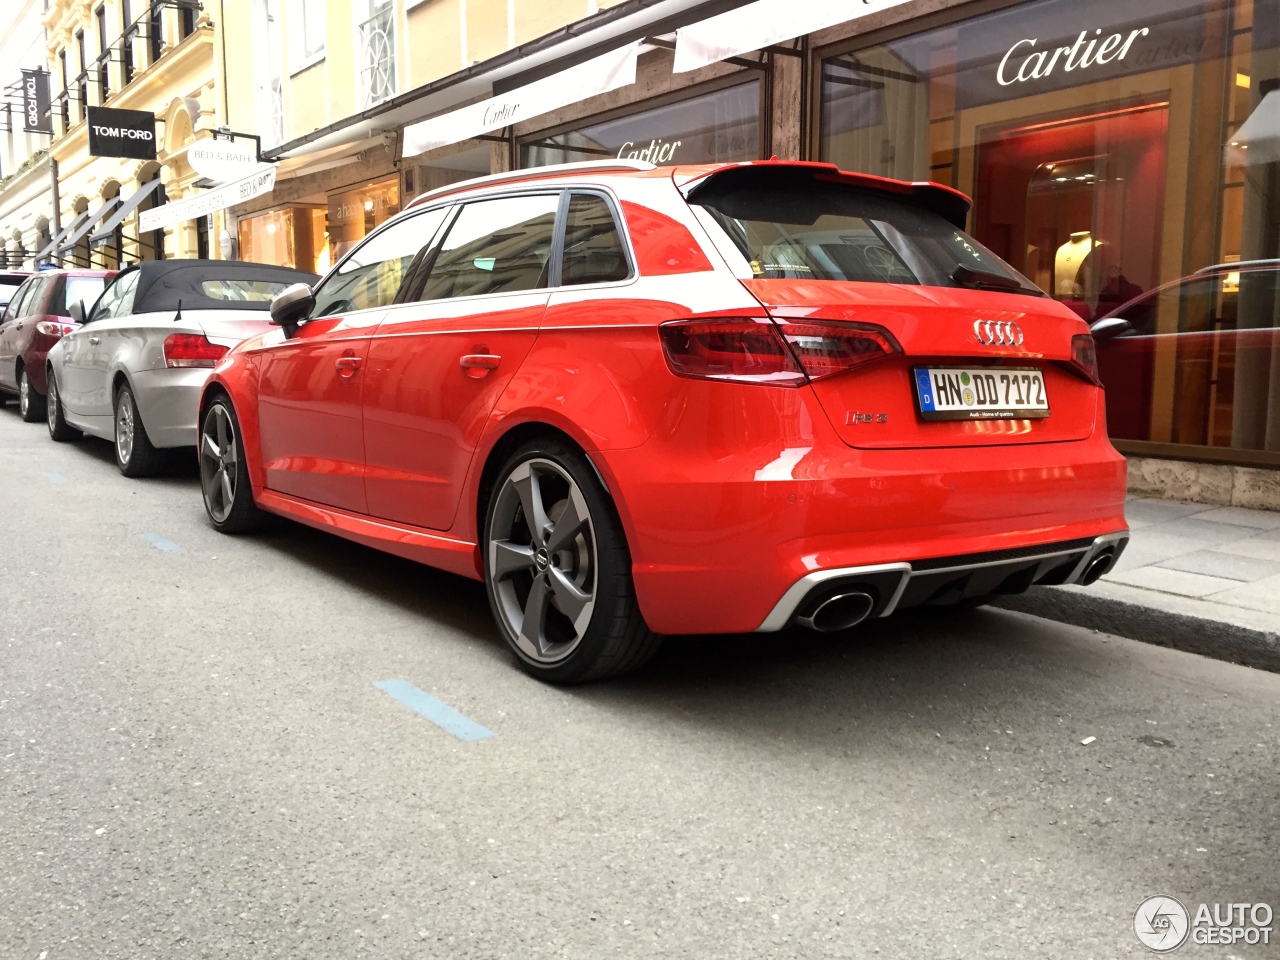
[124, 260, 318, 314]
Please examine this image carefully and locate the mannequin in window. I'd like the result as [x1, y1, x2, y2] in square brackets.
[1055, 231, 1100, 298]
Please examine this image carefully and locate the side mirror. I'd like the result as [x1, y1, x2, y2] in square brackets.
[69, 300, 86, 324]
[269, 283, 314, 339]
[1089, 316, 1132, 340]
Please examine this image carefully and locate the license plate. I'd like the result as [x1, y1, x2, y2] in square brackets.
[913, 367, 1050, 421]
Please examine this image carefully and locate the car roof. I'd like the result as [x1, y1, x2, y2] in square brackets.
[402, 159, 973, 229]
[115, 260, 319, 314]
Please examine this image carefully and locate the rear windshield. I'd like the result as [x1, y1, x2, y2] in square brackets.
[0, 277, 23, 306]
[200, 278, 293, 303]
[690, 182, 1041, 295]
[58, 276, 108, 317]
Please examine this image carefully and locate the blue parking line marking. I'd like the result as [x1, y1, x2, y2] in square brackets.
[142, 533, 182, 553]
[46, 472, 66, 484]
[375, 680, 494, 741]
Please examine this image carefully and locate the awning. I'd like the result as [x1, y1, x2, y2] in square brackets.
[55, 196, 123, 258]
[138, 164, 276, 233]
[34, 212, 88, 263]
[90, 178, 164, 247]
[1229, 90, 1280, 166]
[673, 0, 911, 73]
[402, 42, 642, 157]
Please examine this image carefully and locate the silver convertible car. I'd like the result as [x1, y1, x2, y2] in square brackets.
[45, 259, 317, 476]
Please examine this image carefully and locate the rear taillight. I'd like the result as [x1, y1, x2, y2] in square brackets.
[163, 333, 228, 369]
[772, 319, 901, 381]
[659, 317, 900, 385]
[35, 320, 78, 337]
[1064, 333, 1100, 385]
[659, 318, 807, 386]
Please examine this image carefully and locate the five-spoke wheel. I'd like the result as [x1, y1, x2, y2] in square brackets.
[200, 396, 263, 533]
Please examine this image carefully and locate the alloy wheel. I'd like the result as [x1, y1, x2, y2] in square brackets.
[115, 389, 136, 465]
[489, 458, 598, 664]
[46, 378, 58, 430]
[18, 371, 29, 417]
[200, 404, 238, 523]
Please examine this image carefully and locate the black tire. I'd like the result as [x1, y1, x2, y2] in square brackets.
[199, 395, 265, 534]
[482, 437, 661, 684]
[114, 381, 166, 478]
[45, 369, 80, 442]
[18, 367, 46, 423]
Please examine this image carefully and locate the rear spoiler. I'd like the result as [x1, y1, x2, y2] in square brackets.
[680, 161, 972, 231]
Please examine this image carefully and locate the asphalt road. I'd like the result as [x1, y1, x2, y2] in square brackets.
[1, 404, 1278, 960]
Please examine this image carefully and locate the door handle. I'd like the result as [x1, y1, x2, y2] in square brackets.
[89, 336, 100, 345]
[334, 356, 363, 378]
[460, 353, 501, 379]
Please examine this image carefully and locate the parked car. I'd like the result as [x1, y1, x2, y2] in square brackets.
[45, 259, 318, 475]
[1091, 259, 1280, 448]
[0, 270, 29, 310]
[199, 160, 1128, 683]
[0, 269, 114, 421]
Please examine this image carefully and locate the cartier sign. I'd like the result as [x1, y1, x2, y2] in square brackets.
[996, 26, 1151, 86]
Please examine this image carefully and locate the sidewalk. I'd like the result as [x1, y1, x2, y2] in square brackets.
[996, 497, 1280, 672]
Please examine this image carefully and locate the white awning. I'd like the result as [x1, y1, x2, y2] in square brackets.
[138, 165, 277, 234]
[673, 0, 912, 73]
[402, 42, 641, 157]
[1229, 90, 1280, 166]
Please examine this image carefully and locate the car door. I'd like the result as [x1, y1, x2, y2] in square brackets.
[0, 277, 38, 388]
[255, 209, 442, 512]
[61, 268, 139, 417]
[360, 192, 563, 531]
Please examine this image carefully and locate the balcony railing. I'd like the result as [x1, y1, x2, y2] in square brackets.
[357, 2, 395, 109]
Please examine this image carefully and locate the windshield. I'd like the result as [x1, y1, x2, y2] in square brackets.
[690, 183, 1042, 295]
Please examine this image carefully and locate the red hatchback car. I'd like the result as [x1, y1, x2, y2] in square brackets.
[0, 269, 115, 422]
[199, 160, 1128, 682]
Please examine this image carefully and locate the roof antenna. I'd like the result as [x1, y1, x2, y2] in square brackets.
[173, 298, 183, 323]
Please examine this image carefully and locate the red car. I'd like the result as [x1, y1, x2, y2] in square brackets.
[199, 160, 1128, 683]
[0, 269, 114, 422]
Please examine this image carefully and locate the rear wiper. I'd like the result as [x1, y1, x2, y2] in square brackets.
[951, 265, 1040, 295]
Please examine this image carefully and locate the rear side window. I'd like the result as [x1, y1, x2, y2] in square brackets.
[562, 194, 630, 285]
[691, 180, 1040, 295]
[419, 194, 559, 300]
[58, 276, 107, 317]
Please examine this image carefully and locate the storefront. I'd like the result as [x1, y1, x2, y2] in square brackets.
[815, 0, 1280, 466]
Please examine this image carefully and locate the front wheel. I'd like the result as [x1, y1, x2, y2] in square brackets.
[46, 370, 80, 442]
[200, 396, 265, 534]
[18, 368, 46, 423]
[483, 439, 661, 684]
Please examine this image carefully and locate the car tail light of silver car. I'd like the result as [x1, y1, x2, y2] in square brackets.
[1061, 333, 1101, 385]
[659, 318, 901, 386]
[163, 333, 229, 369]
[973, 319, 1025, 346]
[35, 320, 79, 337]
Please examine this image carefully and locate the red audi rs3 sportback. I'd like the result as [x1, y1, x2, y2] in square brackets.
[199, 160, 1128, 683]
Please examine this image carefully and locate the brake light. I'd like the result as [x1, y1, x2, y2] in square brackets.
[1064, 333, 1100, 385]
[772, 319, 902, 381]
[659, 318, 807, 386]
[163, 333, 228, 369]
[35, 320, 79, 337]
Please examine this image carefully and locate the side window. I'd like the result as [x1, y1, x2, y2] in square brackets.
[18, 278, 49, 319]
[419, 194, 560, 301]
[4, 279, 36, 321]
[562, 193, 631, 285]
[311, 207, 449, 319]
[89, 269, 139, 322]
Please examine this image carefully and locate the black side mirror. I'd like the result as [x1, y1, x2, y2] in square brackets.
[269, 283, 315, 339]
[1089, 316, 1132, 340]
[69, 300, 86, 324]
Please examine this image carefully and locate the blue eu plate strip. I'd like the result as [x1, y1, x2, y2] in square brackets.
[914, 368, 936, 412]
[375, 679, 495, 742]
[142, 533, 181, 553]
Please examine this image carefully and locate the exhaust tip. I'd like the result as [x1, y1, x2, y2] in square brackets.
[1080, 551, 1114, 585]
[798, 591, 876, 633]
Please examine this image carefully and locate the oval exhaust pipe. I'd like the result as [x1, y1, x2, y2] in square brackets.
[798, 591, 876, 633]
[1080, 550, 1114, 585]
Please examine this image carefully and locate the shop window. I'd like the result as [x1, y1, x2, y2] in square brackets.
[240, 206, 327, 272]
[819, 0, 1280, 461]
[419, 195, 560, 301]
[328, 177, 401, 261]
[521, 81, 761, 168]
[562, 194, 631, 285]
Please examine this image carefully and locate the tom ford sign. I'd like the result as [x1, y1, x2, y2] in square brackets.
[20, 69, 52, 135]
[87, 106, 157, 160]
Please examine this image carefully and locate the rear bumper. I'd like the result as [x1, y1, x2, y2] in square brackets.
[129, 367, 212, 448]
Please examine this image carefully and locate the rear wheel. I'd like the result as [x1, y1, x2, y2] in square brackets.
[18, 367, 45, 423]
[483, 439, 661, 684]
[114, 382, 165, 478]
[200, 396, 264, 534]
[45, 370, 79, 442]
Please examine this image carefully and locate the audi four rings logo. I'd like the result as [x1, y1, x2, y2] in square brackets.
[974, 320, 1025, 346]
